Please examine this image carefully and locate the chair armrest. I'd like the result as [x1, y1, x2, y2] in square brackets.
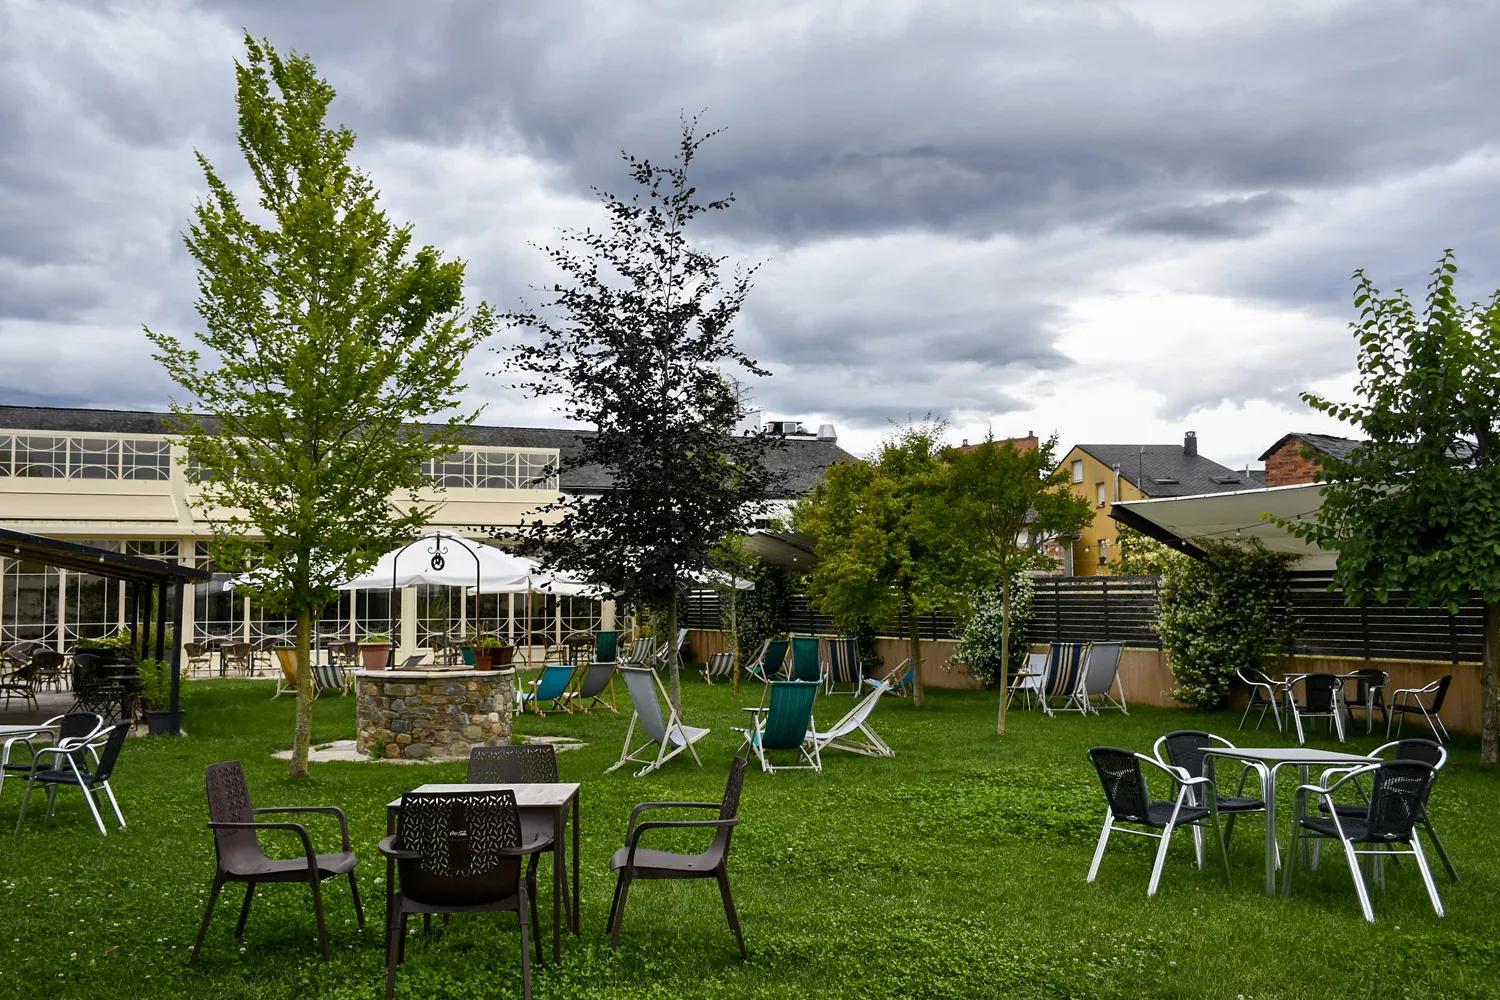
[254, 805, 352, 850]
[1296, 762, 1379, 797]
[209, 820, 317, 864]
[377, 834, 418, 860]
[625, 817, 739, 862]
[626, 800, 720, 839]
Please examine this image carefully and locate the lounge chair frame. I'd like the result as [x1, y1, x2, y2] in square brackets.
[807, 677, 893, 757]
[606, 666, 710, 777]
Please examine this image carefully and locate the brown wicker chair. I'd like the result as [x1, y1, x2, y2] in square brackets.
[189, 761, 364, 966]
[607, 756, 748, 959]
[379, 790, 541, 1000]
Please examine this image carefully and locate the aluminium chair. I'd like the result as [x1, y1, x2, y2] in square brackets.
[1042, 642, 1091, 716]
[701, 651, 735, 686]
[14, 722, 130, 837]
[1283, 759, 1443, 922]
[1286, 672, 1346, 744]
[734, 680, 821, 773]
[1086, 746, 1231, 897]
[189, 761, 364, 966]
[517, 663, 577, 716]
[29, 649, 66, 693]
[1, 712, 105, 801]
[1154, 730, 1271, 865]
[1341, 668, 1388, 735]
[1237, 666, 1289, 733]
[1387, 675, 1452, 742]
[824, 637, 863, 695]
[806, 677, 894, 758]
[1079, 641, 1127, 713]
[380, 790, 540, 1000]
[608, 756, 748, 960]
[606, 666, 711, 777]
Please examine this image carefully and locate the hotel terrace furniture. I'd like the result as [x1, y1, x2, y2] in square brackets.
[1078, 641, 1128, 713]
[1153, 731, 1270, 864]
[1340, 668, 1388, 735]
[864, 657, 915, 698]
[621, 637, 657, 669]
[1042, 641, 1090, 716]
[1202, 745, 1375, 895]
[788, 636, 822, 684]
[467, 746, 573, 926]
[1086, 746, 1231, 897]
[701, 651, 735, 685]
[1237, 667, 1290, 733]
[823, 637, 863, 695]
[517, 663, 577, 716]
[0, 657, 38, 712]
[386, 780, 580, 964]
[654, 628, 689, 670]
[607, 756, 748, 960]
[735, 680, 821, 773]
[743, 638, 789, 685]
[184, 642, 214, 678]
[1, 713, 103, 802]
[1286, 672, 1347, 744]
[380, 790, 539, 1000]
[806, 676, 895, 758]
[567, 657, 618, 713]
[69, 653, 132, 722]
[607, 666, 710, 778]
[13, 722, 129, 837]
[29, 650, 66, 693]
[1387, 675, 1453, 742]
[190, 761, 365, 966]
[1008, 651, 1049, 711]
[1283, 760, 1443, 922]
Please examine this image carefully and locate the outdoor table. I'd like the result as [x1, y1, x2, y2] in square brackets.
[1205, 746, 1375, 895]
[0, 722, 59, 799]
[386, 781, 580, 962]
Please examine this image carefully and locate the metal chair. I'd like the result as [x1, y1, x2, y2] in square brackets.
[1086, 746, 1231, 897]
[379, 790, 540, 1000]
[1387, 675, 1452, 742]
[30, 650, 66, 693]
[1236, 666, 1289, 733]
[606, 666, 710, 777]
[68, 653, 132, 723]
[14, 722, 129, 837]
[1286, 672, 1345, 744]
[1, 712, 104, 807]
[1283, 759, 1443, 922]
[189, 761, 364, 965]
[608, 756, 748, 960]
[1154, 730, 1271, 865]
[1341, 668, 1388, 735]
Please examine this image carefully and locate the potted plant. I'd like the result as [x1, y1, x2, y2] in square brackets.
[137, 658, 184, 736]
[468, 632, 498, 670]
[359, 634, 393, 670]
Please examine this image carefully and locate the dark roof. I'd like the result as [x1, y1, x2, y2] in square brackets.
[0, 405, 851, 498]
[1257, 432, 1363, 463]
[1074, 443, 1261, 498]
[0, 527, 210, 584]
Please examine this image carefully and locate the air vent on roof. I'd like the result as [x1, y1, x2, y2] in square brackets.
[1151, 477, 1179, 485]
[1212, 475, 1242, 484]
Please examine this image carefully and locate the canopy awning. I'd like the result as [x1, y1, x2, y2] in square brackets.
[742, 530, 817, 570]
[1109, 482, 1333, 570]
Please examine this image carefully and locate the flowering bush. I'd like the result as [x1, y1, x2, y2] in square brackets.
[1156, 540, 1296, 709]
[949, 573, 1035, 689]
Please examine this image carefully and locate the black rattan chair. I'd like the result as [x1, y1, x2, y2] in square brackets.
[608, 756, 748, 959]
[1153, 730, 1270, 859]
[1284, 759, 1443, 921]
[189, 761, 364, 966]
[0, 657, 39, 712]
[379, 790, 541, 1000]
[1236, 667, 1288, 733]
[1387, 675, 1452, 742]
[1287, 672, 1345, 743]
[1086, 746, 1231, 896]
[69, 653, 130, 721]
[1315, 738, 1458, 882]
[13, 722, 128, 837]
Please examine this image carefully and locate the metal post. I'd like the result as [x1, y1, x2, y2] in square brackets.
[155, 582, 168, 662]
[169, 580, 184, 733]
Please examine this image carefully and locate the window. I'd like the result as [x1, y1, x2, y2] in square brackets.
[1096, 482, 1107, 507]
[421, 448, 559, 490]
[0, 434, 170, 481]
[1099, 539, 1109, 564]
[1072, 459, 1084, 483]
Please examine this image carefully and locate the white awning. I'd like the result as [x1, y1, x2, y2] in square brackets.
[1110, 482, 1333, 570]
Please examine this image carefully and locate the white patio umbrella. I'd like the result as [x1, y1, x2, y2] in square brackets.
[336, 530, 532, 591]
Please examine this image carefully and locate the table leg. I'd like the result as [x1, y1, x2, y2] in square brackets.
[552, 805, 563, 962]
[571, 792, 580, 933]
[1263, 765, 1279, 895]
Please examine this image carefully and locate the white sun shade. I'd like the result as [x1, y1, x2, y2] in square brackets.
[1110, 482, 1333, 570]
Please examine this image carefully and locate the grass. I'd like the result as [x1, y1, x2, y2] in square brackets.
[1, 675, 1498, 1000]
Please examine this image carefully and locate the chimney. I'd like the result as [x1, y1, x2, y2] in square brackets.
[816, 423, 837, 443]
[1184, 431, 1197, 458]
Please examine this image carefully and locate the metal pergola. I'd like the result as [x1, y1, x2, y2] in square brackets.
[0, 527, 211, 734]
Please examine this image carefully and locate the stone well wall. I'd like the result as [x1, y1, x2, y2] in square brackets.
[355, 668, 514, 760]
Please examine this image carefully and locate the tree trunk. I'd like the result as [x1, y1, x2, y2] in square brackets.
[1483, 601, 1499, 765]
[908, 599, 924, 709]
[667, 595, 682, 715]
[997, 573, 1011, 736]
[289, 607, 315, 779]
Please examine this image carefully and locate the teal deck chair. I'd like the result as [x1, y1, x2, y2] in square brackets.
[595, 630, 619, 665]
[744, 638, 789, 685]
[789, 636, 822, 683]
[735, 680, 821, 773]
[518, 662, 577, 716]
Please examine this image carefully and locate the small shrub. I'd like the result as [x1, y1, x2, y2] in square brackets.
[948, 573, 1035, 688]
[135, 658, 184, 710]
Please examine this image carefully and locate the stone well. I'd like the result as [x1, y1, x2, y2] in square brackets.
[355, 668, 515, 760]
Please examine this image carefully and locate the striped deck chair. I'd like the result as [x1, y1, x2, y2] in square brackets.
[744, 638, 789, 685]
[824, 637, 862, 695]
[606, 666, 710, 777]
[789, 636, 822, 683]
[807, 676, 894, 757]
[518, 662, 577, 716]
[701, 651, 735, 685]
[655, 628, 688, 669]
[864, 658, 914, 698]
[1042, 642, 1092, 717]
[313, 659, 348, 696]
[734, 680, 821, 773]
[622, 637, 657, 668]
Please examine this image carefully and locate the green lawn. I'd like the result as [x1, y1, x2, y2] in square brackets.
[2, 676, 1497, 1000]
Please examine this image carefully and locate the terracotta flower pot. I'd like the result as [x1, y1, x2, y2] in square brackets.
[359, 643, 392, 671]
[474, 650, 493, 671]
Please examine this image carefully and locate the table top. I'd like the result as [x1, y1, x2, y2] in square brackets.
[1209, 747, 1374, 765]
[386, 782, 580, 810]
[0, 723, 57, 738]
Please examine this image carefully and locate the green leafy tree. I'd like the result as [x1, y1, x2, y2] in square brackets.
[1156, 540, 1297, 709]
[944, 434, 1094, 733]
[148, 37, 492, 777]
[1277, 252, 1500, 762]
[796, 421, 958, 707]
[1114, 525, 1180, 576]
[505, 119, 781, 713]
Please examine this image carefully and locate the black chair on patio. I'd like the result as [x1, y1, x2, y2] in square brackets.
[379, 789, 541, 1000]
[1286, 672, 1346, 744]
[467, 745, 570, 923]
[1236, 667, 1289, 733]
[2, 711, 105, 787]
[189, 761, 364, 966]
[1387, 675, 1452, 742]
[69, 653, 131, 722]
[13, 722, 129, 837]
[1153, 730, 1270, 860]
[1341, 668, 1388, 735]
[607, 756, 749, 960]
[0, 657, 39, 712]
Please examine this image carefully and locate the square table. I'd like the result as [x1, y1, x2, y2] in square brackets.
[386, 782, 580, 961]
[1206, 747, 1375, 895]
[0, 722, 60, 799]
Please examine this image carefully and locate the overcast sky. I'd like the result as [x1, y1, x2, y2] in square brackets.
[3, 0, 1499, 470]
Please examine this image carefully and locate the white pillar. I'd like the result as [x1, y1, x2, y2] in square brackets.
[506, 593, 515, 642]
[400, 584, 418, 658]
[601, 599, 616, 631]
[55, 568, 67, 652]
[177, 539, 195, 658]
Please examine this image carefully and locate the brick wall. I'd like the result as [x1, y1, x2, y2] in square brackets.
[1263, 437, 1323, 487]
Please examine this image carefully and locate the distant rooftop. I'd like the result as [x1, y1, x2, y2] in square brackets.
[1075, 432, 1262, 498]
[1257, 432, 1363, 463]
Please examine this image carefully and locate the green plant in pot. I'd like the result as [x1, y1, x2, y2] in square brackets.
[137, 658, 185, 736]
[467, 631, 504, 670]
[359, 633, 394, 671]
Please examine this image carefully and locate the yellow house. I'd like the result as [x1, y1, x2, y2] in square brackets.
[1056, 432, 1263, 575]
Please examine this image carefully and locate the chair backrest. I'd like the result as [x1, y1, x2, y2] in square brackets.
[1045, 642, 1089, 697]
[1081, 641, 1123, 696]
[1238, 666, 1276, 688]
[824, 679, 886, 738]
[30, 649, 64, 672]
[274, 648, 299, 686]
[706, 651, 735, 677]
[87, 723, 129, 781]
[789, 636, 821, 683]
[1088, 746, 1152, 824]
[620, 666, 669, 743]
[1364, 760, 1437, 841]
[760, 681, 819, 750]
[1427, 674, 1452, 712]
[1158, 730, 1218, 783]
[313, 661, 344, 692]
[624, 637, 655, 666]
[762, 639, 790, 677]
[184, 642, 207, 659]
[54, 712, 104, 770]
[827, 638, 860, 684]
[396, 790, 523, 906]
[576, 660, 615, 698]
[1382, 738, 1446, 770]
[467, 744, 559, 783]
[532, 663, 575, 701]
[72, 652, 103, 689]
[1346, 668, 1387, 703]
[707, 756, 748, 860]
[204, 761, 266, 868]
[595, 630, 618, 664]
[1299, 672, 1339, 712]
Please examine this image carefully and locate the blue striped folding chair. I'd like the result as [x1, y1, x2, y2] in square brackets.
[824, 638, 863, 695]
[1042, 642, 1091, 717]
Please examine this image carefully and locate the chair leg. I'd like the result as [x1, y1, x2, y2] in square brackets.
[349, 872, 366, 926]
[1147, 823, 1176, 897]
[79, 784, 108, 836]
[518, 886, 534, 1000]
[1087, 812, 1113, 883]
[528, 865, 544, 967]
[100, 780, 126, 829]
[1339, 838, 1376, 922]
[13, 774, 37, 834]
[607, 870, 625, 933]
[1208, 812, 1232, 886]
[309, 877, 331, 961]
[717, 871, 748, 961]
[384, 911, 401, 1000]
[190, 878, 224, 967]
[609, 874, 633, 947]
[1410, 831, 1446, 918]
[1422, 818, 1460, 882]
[235, 881, 256, 938]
